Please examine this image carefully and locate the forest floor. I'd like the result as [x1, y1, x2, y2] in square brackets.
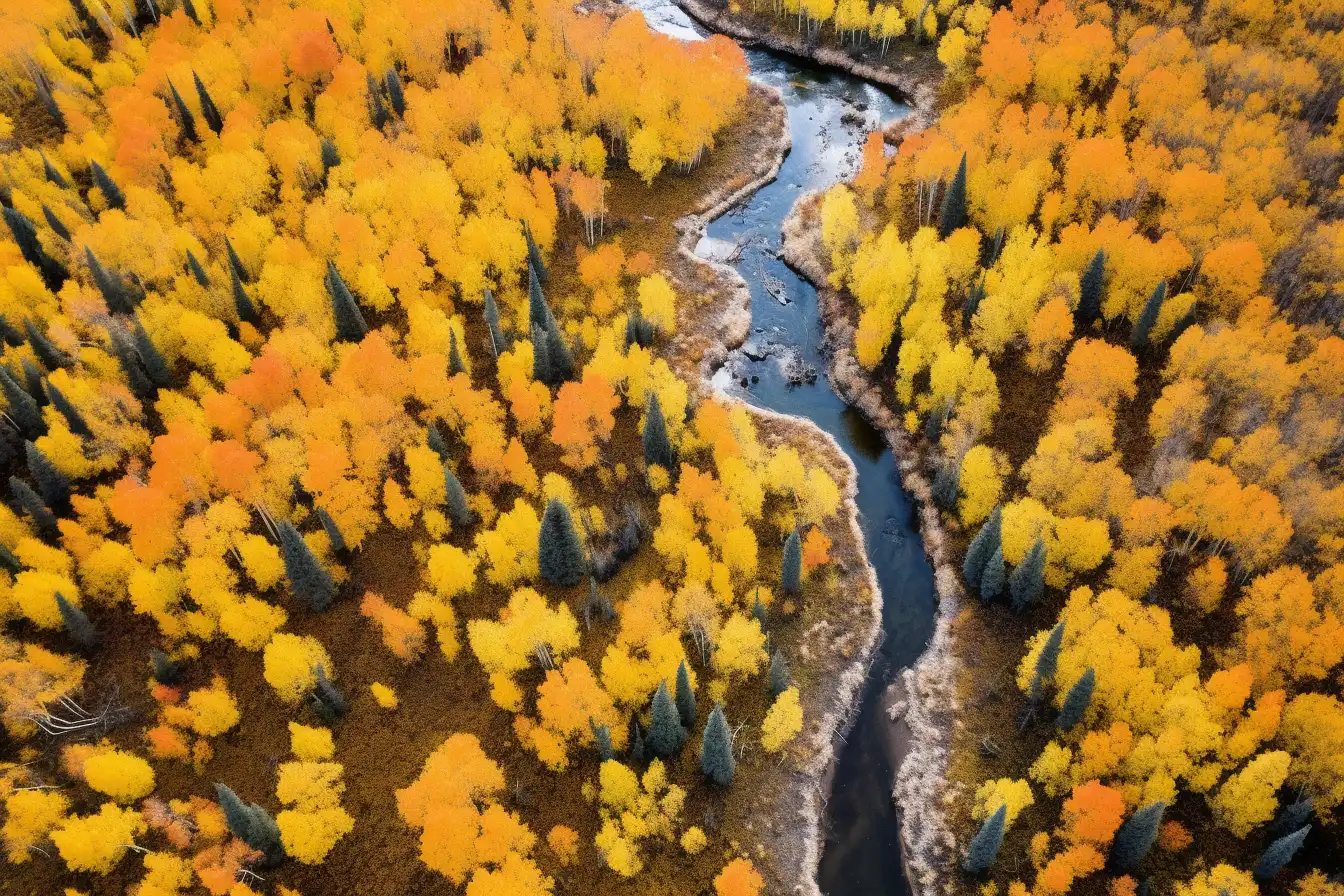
[4, 85, 885, 896]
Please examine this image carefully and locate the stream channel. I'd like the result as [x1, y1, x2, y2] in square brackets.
[626, 1, 939, 892]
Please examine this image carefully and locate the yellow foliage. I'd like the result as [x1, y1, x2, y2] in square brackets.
[1211, 750, 1291, 837]
[51, 803, 146, 874]
[371, 682, 399, 709]
[82, 749, 156, 803]
[973, 778, 1035, 829]
[2, 789, 70, 863]
[761, 686, 803, 753]
[262, 633, 332, 703]
[187, 677, 240, 737]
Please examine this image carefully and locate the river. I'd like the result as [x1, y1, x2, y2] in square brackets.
[625, 1, 939, 892]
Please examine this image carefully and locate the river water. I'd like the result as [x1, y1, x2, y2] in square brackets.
[626, 1, 938, 892]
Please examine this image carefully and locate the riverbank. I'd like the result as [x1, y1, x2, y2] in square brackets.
[670, 0, 941, 137]
[659, 82, 889, 896]
[782, 189, 967, 896]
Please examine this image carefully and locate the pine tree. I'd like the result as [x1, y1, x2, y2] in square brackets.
[938, 153, 968, 238]
[448, 328, 466, 376]
[93, 165, 126, 211]
[528, 262, 551, 332]
[1254, 826, 1310, 881]
[962, 506, 1001, 590]
[590, 718, 614, 761]
[167, 80, 199, 142]
[961, 277, 986, 330]
[675, 660, 696, 729]
[1076, 250, 1106, 327]
[20, 361, 43, 405]
[193, 71, 224, 135]
[41, 151, 69, 188]
[186, 249, 211, 287]
[525, 226, 547, 282]
[539, 498, 585, 587]
[41, 204, 71, 241]
[700, 704, 735, 786]
[629, 718, 647, 763]
[326, 261, 368, 342]
[483, 287, 505, 356]
[963, 804, 1006, 873]
[1034, 621, 1065, 685]
[384, 69, 405, 117]
[10, 476, 57, 536]
[150, 648, 181, 684]
[214, 784, 286, 866]
[27, 441, 71, 514]
[932, 463, 960, 509]
[225, 238, 250, 284]
[1267, 798, 1313, 839]
[769, 650, 791, 696]
[781, 527, 802, 597]
[108, 327, 156, 401]
[1009, 538, 1046, 611]
[132, 320, 173, 388]
[366, 72, 388, 129]
[86, 248, 137, 315]
[751, 591, 767, 627]
[182, 0, 201, 24]
[531, 324, 553, 384]
[231, 266, 259, 325]
[647, 681, 686, 757]
[979, 545, 1005, 600]
[642, 392, 675, 471]
[45, 382, 91, 438]
[316, 507, 347, 555]
[0, 315, 22, 347]
[1131, 282, 1166, 350]
[25, 319, 73, 369]
[427, 424, 450, 461]
[443, 464, 474, 528]
[4, 207, 67, 288]
[311, 664, 348, 723]
[277, 520, 337, 611]
[0, 368, 46, 438]
[1110, 802, 1164, 872]
[545, 325, 574, 383]
[56, 593, 99, 650]
[1057, 668, 1095, 730]
[320, 139, 340, 176]
[0, 544, 19, 575]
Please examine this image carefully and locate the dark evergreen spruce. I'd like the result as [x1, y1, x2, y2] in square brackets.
[182, 0, 202, 25]
[1056, 668, 1095, 730]
[86, 248, 137, 314]
[167, 81, 199, 142]
[963, 804, 1006, 873]
[108, 327, 156, 400]
[150, 648, 182, 684]
[544, 325, 574, 382]
[45, 382, 91, 438]
[590, 719, 615, 760]
[674, 660, 696, 729]
[483, 287, 505, 355]
[27, 440, 72, 514]
[931, 463, 960, 509]
[1034, 621, 1066, 685]
[781, 527, 802, 597]
[751, 591, 767, 627]
[642, 392, 675, 470]
[962, 277, 986, 330]
[320, 138, 340, 175]
[186, 249, 211, 287]
[937, 152, 968, 238]
[215, 784, 286, 866]
[528, 262, 551, 331]
[769, 649, 791, 696]
[20, 360, 44, 406]
[647, 681, 686, 757]
[0, 368, 46, 438]
[448, 328, 466, 376]
[366, 73, 388, 129]
[531, 324, 553, 383]
[1254, 826, 1310, 881]
[1267, 798, 1313, 839]
[1009, 538, 1046, 611]
[225, 238, 250, 284]
[3, 207, 67, 289]
[41, 152, 69, 188]
[384, 69, 405, 117]
[277, 519, 337, 611]
[0, 314, 25, 347]
[326, 260, 368, 342]
[427, 423, 450, 461]
[41, 205, 71, 241]
[132, 320, 173, 388]
[0, 544, 19, 574]
[10, 477, 58, 536]
[56, 593, 99, 650]
[962, 505, 1001, 590]
[311, 664, 348, 723]
[525, 226, 547, 281]
[1109, 801, 1165, 872]
[700, 704, 735, 786]
[628, 716, 647, 762]
[1131, 281, 1166, 350]
[443, 464, 475, 528]
[1076, 249, 1106, 327]
[315, 507, 347, 555]
[538, 498, 585, 587]
[193, 71, 224, 135]
[231, 266, 259, 325]
[979, 545, 1005, 600]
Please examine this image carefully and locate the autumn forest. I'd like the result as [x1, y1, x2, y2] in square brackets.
[0, 0, 1340, 895]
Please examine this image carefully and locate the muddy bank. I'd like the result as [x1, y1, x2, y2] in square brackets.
[782, 189, 966, 896]
[671, 0, 939, 136]
[662, 82, 888, 896]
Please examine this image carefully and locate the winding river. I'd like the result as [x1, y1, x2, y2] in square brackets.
[627, 1, 939, 892]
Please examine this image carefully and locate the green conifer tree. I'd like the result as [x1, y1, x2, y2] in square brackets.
[9, 477, 57, 536]
[193, 71, 224, 135]
[1009, 538, 1046, 611]
[1056, 668, 1095, 730]
[150, 648, 182, 684]
[443, 464, 474, 528]
[525, 226, 547, 282]
[85, 248, 137, 315]
[167, 81, 199, 142]
[427, 424, 450, 461]
[91, 162, 126, 211]
[326, 261, 368, 343]
[769, 649, 791, 696]
[590, 718, 615, 761]
[938, 153, 968, 238]
[311, 664, 348, 723]
[231, 266, 259, 325]
[384, 69, 405, 117]
[962, 277, 986, 330]
[185, 249, 211, 288]
[962, 505, 1001, 590]
[366, 72, 388, 129]
[1034, 621, 1066, 685]
[225, 238, 250, 284]
[642, 392, 675, 471]
[41, 151, 69, 188]
[27, 440, 71, 514]
[1076, 250, 1106, 327]
[25, 319, 73, 369]
[0, 368, 46, 438]
[108, 327, 156, 401]
[539, 498, 585, 587]
[963, 804, 1006, 873]
[41, 204, 71, 241]
[675, 660, 696, 729]
[483, 287, 505, 356]
[448, 328, 466, 376]
[277, 520, 337, 611]
[44, 382, 90, 438]
[1254, 826, 1310, 881]
[979, 545, 1005, 600]
[132, 319, 173, 388]
[1131, 281, 1166, 350]
[1109, 802, 1164, 872]
[56, 593, 99, 650]
[700, 704, 734, 786]
[214, 784, 286, 866]
[781, 528, 802, 597]
[4, 207, 67, 289]
[315, 507, 347, 555]
[1267, 798, 1313, 839]
[647, 681, 686, 757]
